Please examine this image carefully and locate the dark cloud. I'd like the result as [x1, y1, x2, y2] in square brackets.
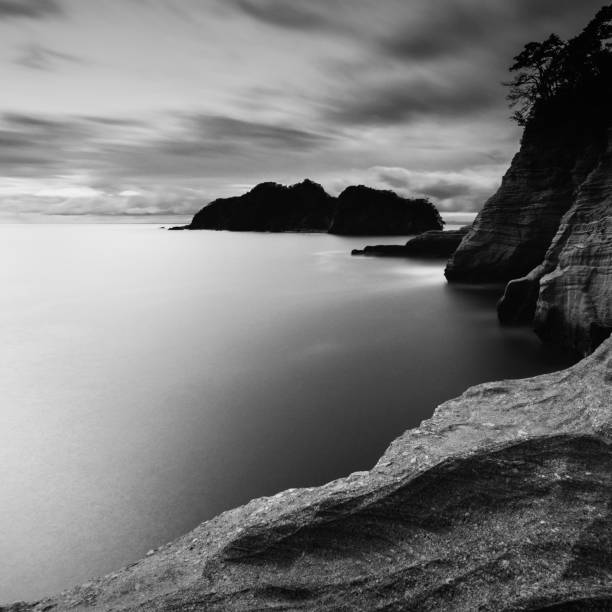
[226, 0, 332, 30]
[323, 0, 607, 132]
[378, 0, 606, 64]
[326, 78, 500, 126]
[192, 115, 332, 150]
[0, 111, 334, 185]
[15, 44, 85, 71]
[379, 3, 495, 62]
[80, 116, 147, 127]
[0, 0, 62, 19]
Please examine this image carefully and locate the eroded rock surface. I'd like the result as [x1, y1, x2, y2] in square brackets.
[533, 128, 612, 355]
[445, 110, 609, 283]
[9, 338, 611, 612]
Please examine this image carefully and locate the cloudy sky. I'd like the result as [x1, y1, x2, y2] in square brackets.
[0, 0, 605, 218]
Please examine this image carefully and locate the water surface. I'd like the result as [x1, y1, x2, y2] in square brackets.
[0, 223, 574, 602]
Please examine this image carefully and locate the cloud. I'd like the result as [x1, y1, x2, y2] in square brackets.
[225, 0, 334, 31]
[0, 0, 62, 19]
[377, 0, 606, 64]
[325, 165, 504, 211]
[325, 76, 500, 126]
[378, 3, 496, 62]
[0, 184, 208, 217]
[15, 43, 86, 71]
[190, 114, 332, 150]
[2, 1, 605, 217]
[0, 110, 339, 216]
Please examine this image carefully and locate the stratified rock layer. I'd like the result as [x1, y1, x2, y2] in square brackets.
[445, 110, 609, 283]
[533, 128, 612, 355]
[185, 181, 443, 235]
[9, 338, 611, 612]
[352, 226, 469, 258]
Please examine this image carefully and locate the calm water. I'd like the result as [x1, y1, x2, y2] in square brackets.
[0, 222, 574, 603]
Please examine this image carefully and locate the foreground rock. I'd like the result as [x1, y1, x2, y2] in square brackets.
[352, 226, 470, 258]
[183, 181, 443, 235]
[9, 338, 611, 612]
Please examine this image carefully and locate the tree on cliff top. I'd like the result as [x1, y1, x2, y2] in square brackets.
[506, 4, 612, 126]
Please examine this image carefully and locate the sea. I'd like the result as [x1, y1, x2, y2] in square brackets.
[0, 213, 575, 602]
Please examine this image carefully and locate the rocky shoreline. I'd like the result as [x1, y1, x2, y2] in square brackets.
[7, 337, 610, 611]
[7, 9, 612, 610]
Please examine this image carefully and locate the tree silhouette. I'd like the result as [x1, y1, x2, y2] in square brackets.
[505, 5, 612, 126]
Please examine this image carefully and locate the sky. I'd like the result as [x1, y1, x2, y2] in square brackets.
[0, 0, 606, 218]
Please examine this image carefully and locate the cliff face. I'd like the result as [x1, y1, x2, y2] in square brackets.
[533, 128, 612, 355]
[10, 337, 611, 612]
[445, 110, 609, 283]
[186, 181, 443, 235]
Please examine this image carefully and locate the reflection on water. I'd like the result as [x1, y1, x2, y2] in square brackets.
[0, 224, 574, 602]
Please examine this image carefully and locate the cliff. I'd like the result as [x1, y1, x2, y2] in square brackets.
[533, 127, 612, 355]
[9, 337, 611, 611]
[445, 107, 609, 284]
[492, 117, 611, 354]
[352, 226, 470, 258]
[185, 181, 443, 235]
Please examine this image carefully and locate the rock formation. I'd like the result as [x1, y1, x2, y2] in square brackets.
[493, 120, 611, 354]
[188, 179, 336, 232]
[447, 6, 612, 355]
[352, 226, 469, 258]
[329, 186, 443, 236]
[445, 108, 609, 284]
[533, 128, 612, 355]
[183, 181, 443, 235]
[8, 337, 611, 611]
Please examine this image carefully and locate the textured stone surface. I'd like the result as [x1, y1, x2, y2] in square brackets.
[497, 264, 547, 326]
[532, 129, 612, 356]
[352, 226, 469, 258]
[8, 338, 611, 612]
[184, 181, 443, 235]
[445, 111, 609, 283]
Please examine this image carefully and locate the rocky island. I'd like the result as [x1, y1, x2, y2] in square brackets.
[6, 6, 612, 612]
[178, 181, 444, 235]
